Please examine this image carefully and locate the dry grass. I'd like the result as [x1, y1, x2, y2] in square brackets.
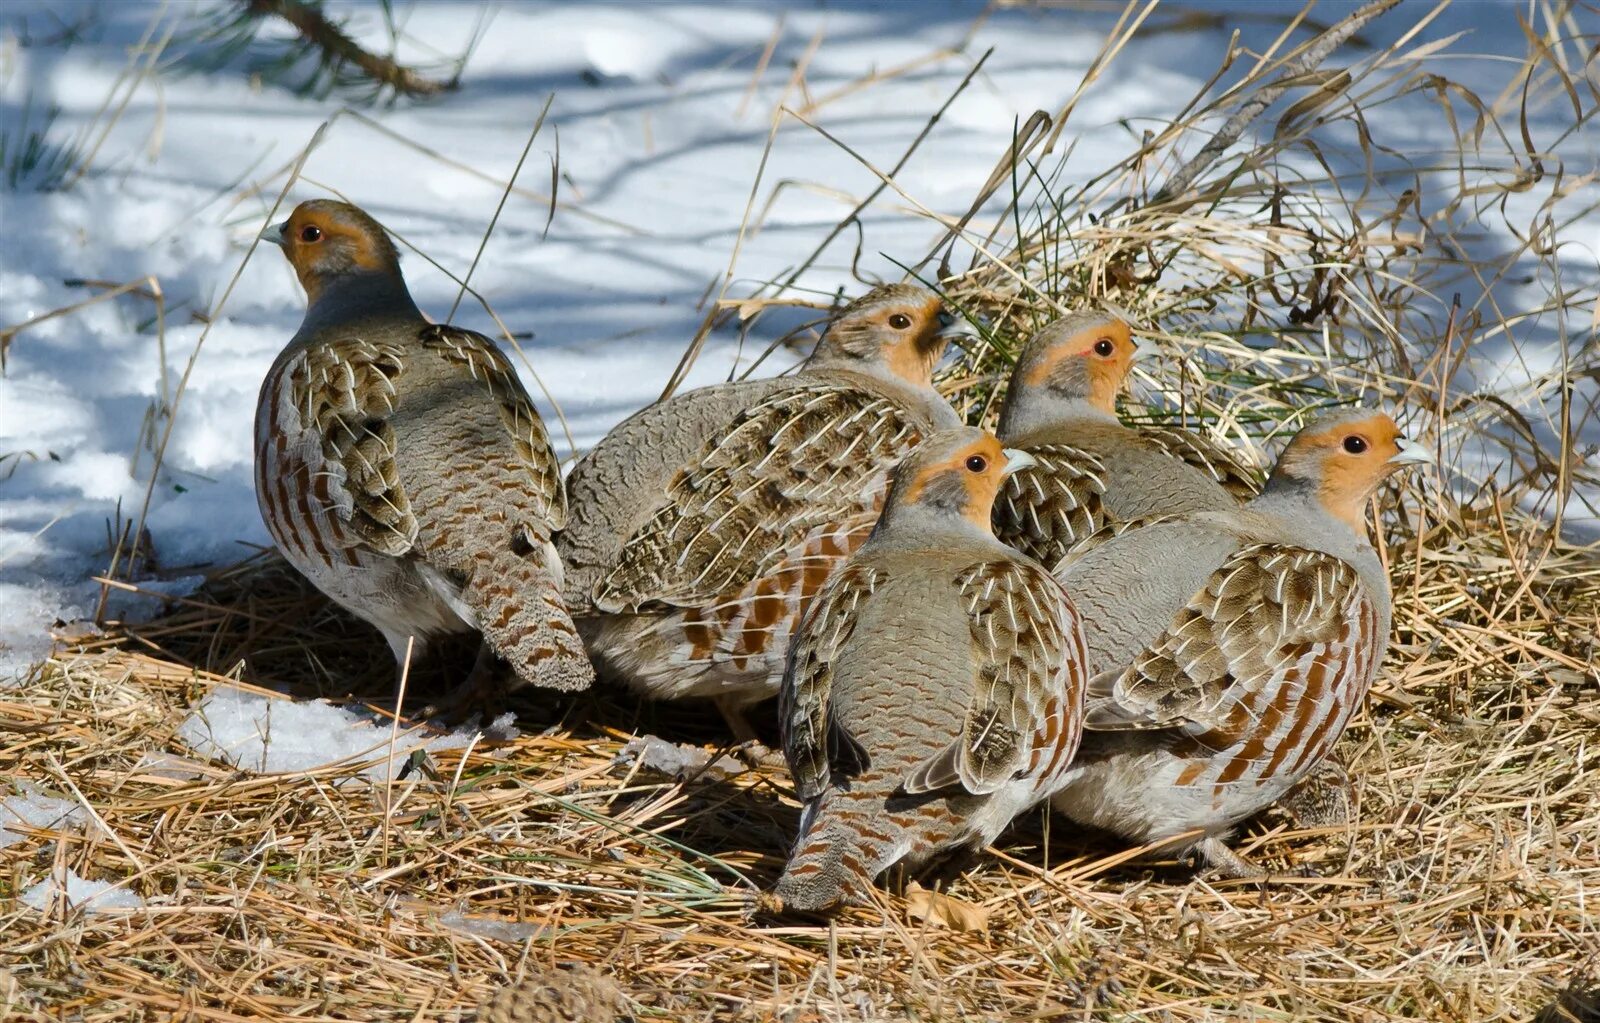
[5, 2, 1600, 1021]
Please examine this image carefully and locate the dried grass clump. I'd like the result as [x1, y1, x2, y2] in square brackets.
[937, 2, 1599, 504]
[4, 3, 1599, 1021]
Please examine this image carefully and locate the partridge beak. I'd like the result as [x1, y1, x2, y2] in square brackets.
[259, 221, 288, 247]
[1001, 448, 1038, 475]
[1387, 439, 1434, 467]
[935, 309, 981, 343]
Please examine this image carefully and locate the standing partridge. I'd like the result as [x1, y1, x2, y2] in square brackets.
[775, 426, 1088, 912]
[558, 284, 970, 732]
[254, 200, 594, 699]
[993, 311, 1262, 568]
[1047, 408, 1430, 877]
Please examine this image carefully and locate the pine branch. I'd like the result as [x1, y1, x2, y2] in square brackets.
[242, 0, 457, 99]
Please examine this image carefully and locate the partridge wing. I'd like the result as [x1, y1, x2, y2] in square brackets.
[1140, 426, 1264, 500]
[419, 324, 566, 528]
[990, 444, 1108, 567]
[780, 563, 883, 800]
[594, 383, 923, 613]
[904, 559, 1084, 796]
[277, 337, 417, 557]
[1086, 544, 1377, 750]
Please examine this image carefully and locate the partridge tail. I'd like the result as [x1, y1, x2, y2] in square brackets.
[464, 539, 596, 693]
[775, 791, 903, 913]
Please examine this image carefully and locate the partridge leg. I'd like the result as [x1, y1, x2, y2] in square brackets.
[421, 641, 506, 724]
[1197, 836, 1267, 880]
[710, 696, 784, 770]
[714, 695, 761, 743]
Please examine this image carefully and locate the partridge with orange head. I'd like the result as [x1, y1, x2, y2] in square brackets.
[1047, 408, 1430, 877]
[994, 312, 1261, 568]
[254, 199, 593, 702]
[558, 284, 972, 733]
[774, 426, 1088, 912]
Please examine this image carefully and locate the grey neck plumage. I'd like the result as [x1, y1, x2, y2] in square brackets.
[869, 469, 998, 550]
[1247, 474, 1373, 565]
[295, 270, 422, 338]
[804, 357, 961, 428]
[996, 390, 1115, 441]
[867, 502, 996, 552]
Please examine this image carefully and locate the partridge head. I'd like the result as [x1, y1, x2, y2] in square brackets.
[1259, 407, 1433, 532]
[805, 283, 974, 389]
[996, 310, 1139, 437]
[874, 427, 1039, 539]
[991, 311, 1265, 567]
[266, 200, 419, 321]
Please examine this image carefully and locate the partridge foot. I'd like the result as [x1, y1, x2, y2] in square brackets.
[1281, 760, 1353, 828]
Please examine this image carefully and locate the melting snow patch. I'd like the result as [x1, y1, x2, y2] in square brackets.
[0, 785, 84, 849]
[177, 687, 517, 779]
[438, 909, 549, 944]
[21, 869, 145, 913]
[615, 734, 744, 781]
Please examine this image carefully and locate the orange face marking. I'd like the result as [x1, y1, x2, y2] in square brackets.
[899, 435, 1009, 527]
[278, 203, 399, 301]
[880, 295, 951, 385]
[1279, 413, 1408, 532]
[1021, 318, 1134, 413]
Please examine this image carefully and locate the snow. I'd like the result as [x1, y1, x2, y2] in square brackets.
[0, 784, 83, 849]
[177, 686, 515, 778]
[5, 789, 141, 914]
[616, 734, 746, 782]
[437, 909, 547, 944]
[1, 2, 1595, 681]
[20, 868, 146, 913]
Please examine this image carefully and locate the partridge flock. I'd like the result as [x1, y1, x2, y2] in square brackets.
[255, 199, 1432, 911]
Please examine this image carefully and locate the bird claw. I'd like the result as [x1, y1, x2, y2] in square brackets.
[418, 647, 509, 725]
[730, 740, 786, 772]
[749, 891, 784, 919]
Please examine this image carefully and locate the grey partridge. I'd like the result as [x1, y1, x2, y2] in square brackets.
[558, 284, 969, 732]
[775, 426, 1088, 912]
[993, 311, 1262, 568]
[473, 965, 624, 1023]
[254, 200, 593, 699]
[1047, 408, 1430, 877]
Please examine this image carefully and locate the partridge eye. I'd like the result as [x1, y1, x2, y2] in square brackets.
[299, 225, 323, 243]
[965, 455, 988, 473]
[888, 313, 912, 330]
[1342, 435, 1368, 454]
[1093, 338, 1115, 357]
